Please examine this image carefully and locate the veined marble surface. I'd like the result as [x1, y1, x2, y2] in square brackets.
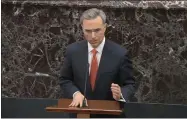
[1, 1, 187, 104]
[2, 0, 187, 9]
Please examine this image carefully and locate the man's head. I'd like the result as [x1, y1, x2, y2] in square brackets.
[80, 8, 107, 48]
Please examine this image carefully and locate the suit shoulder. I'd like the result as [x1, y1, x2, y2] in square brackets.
[107, 40, 127, 55]
[66, 40, 86, 52]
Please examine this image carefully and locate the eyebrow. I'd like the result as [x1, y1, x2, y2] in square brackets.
[85, 28, 101, 31]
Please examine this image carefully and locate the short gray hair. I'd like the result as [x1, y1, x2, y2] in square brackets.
[80, 8, 106, 25]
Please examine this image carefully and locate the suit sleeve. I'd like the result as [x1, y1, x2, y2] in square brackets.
[59, 46, 79, 98]
[119, 51, 135, 102]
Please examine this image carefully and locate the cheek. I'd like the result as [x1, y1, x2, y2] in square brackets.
[99, 31, 105, 36]
[84, 34, 91, 40]
[84, 34, 88, 38]
[98, 33, 105, 39]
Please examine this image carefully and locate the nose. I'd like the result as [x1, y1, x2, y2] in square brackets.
[91, 32, 96, 38]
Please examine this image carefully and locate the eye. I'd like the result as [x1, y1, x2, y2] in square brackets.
[94, 28, 101, 32]
[85, 30, 92, 33]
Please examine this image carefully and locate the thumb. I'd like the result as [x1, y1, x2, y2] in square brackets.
[86, 99, 88, 106]
[113, 95, 115, 99]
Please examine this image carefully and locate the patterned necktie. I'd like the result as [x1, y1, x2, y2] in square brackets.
[90, 49, 98, 90]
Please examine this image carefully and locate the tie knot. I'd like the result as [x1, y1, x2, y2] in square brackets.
[91, 49, 97, 55]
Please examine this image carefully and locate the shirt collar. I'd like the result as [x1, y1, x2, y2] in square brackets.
[88, 37, 105, 54]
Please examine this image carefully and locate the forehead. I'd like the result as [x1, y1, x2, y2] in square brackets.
[82, 16, 104, 29]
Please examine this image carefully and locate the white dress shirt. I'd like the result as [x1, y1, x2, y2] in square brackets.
[73, 37, 125, 102]
[87, 37, 105, 73]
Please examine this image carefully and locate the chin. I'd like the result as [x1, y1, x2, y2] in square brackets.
[90, 43, 97, 47]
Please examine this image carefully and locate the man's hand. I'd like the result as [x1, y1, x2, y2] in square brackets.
[69, 92, 88, 107]
[111, 83, 121, 100]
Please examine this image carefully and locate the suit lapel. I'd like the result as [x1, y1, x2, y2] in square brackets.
[79, 41, 88, 75]
[78, 41, 93, 95]
[81, 40, 112, 94]
[94, 40, 112, 90]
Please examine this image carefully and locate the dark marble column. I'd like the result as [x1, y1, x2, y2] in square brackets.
[1, 0, 187, 104]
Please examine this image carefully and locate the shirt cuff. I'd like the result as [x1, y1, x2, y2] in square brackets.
[118, 93, 126, 102]
[73, 91, 80, 98]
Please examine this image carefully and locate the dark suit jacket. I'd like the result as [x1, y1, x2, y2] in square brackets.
[59, 39, 135, 118]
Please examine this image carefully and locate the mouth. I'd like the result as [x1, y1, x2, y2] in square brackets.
[90, 40, 97, 44]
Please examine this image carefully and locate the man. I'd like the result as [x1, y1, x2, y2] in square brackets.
[59, 8, 135, 118]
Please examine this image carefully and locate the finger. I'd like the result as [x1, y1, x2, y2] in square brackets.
[111, 86, 119, 90]
[73, 101, 79, 107]
[112, 90, 120, 98]
[111, 83, 119, 87]
[69, 101, 74, 106]
[111, 88, 120, 93]
[112, 89, 119, 95]
[69, 103, 72, 106]
[79, 100, 83, 107]
[112, 92, 120, 95]
[111, 85, 120, 90]
[77, 99, 84, 107]
[69, 102, 75, 107]
[75, 101, 80, 107]
[112, 91, 120, 95]
[113, 94, 117, 100]
[83, 98, 88, 106]
[112, 92, 119, 97]
[71, 100, 79, 107]
[70, 101, 76, 107]
[111, 87, 121, 92]
[112, 92, 120, 98]
[85, 99, 88, 106]
[86, 102, 88, 106]
[111, 86, 120, 91]
[112, 92, 120, 100]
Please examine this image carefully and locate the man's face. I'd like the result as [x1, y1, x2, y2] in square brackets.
[82, 16, 106, 48]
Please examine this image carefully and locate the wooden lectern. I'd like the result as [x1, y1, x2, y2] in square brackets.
[46, 98, 123, 118]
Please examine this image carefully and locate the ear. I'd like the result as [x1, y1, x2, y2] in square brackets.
[80, 24, 83, 28]
[80, 22, 84, 28]
[103, 23, 107, 32]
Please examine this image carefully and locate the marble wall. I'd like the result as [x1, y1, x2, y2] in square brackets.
[2, 0, 187, 104]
